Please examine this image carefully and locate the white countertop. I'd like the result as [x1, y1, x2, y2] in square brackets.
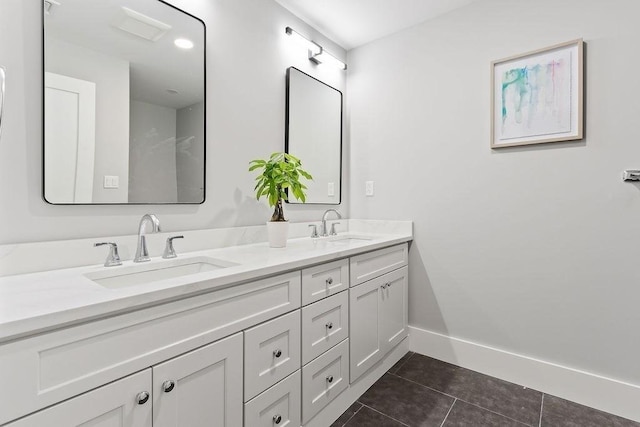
[0, 225, 412, 343]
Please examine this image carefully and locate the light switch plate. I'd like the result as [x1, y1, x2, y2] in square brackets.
[328, 182, 335, 196]
[103, 175, 119, 189]
[365, 181, 374, 196]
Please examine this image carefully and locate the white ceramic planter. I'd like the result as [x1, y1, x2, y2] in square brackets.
[266, 221, 289, 248]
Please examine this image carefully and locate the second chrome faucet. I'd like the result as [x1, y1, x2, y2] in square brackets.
[321, 209, 342, 237]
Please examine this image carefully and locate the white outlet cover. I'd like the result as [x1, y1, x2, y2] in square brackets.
[328, 182, 335, 196]
[365, 181, 374, 196]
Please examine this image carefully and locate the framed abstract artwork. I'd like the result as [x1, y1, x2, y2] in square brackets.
[491, 39, 584, 148]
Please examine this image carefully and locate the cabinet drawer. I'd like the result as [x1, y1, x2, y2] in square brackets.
[301, 291, 348, 365]
[244, 310, 301, 401]
[244, 370, 301, 427]
[350, 243, 408, 286]
[0, 271, 301, 425]
[302, 339, 349, 424]
[301, 259, 349, 305]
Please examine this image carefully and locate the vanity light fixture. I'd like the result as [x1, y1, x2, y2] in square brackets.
[285, 26, 346, 70]
[174, 38, 194, 49]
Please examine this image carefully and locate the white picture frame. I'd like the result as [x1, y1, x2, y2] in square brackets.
[491, 39, 584, 148]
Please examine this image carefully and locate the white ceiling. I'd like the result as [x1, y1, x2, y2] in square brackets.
[275, 0, 480, 50]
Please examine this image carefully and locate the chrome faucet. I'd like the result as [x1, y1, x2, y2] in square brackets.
[321, 209, 342, 237]
[134, 214, 161, 262]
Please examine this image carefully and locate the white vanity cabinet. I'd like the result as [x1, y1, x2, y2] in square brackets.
[0, 240, 411, 427]
[350, 247, 409, 382]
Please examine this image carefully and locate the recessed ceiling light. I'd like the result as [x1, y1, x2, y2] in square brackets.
[174, 38, 194, 49]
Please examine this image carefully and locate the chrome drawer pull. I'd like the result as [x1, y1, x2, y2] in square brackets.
[136, 391, 150, 405]
[326, 322, 333, 330]
[273, 349, 282, 358]
[162, 380, 175, 393]
[326, 277, 333, 285]
[273, 414, 282, 425]
[326, 374, 334, 383]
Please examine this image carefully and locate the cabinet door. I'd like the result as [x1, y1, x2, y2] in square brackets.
[6, 370, 151, 427]
[379, 266, 409, 355]
[349, 279, 382, 382]
[153, 332, 243, 427]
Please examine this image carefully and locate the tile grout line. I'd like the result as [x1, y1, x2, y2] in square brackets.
[359, 402, 411, 426]
[439, 398, 457, 427]
[340, 403, 364, 427]
[539, 394, 545, 427]
[387, 372, 532, 426]
[392, 351, 415, 373]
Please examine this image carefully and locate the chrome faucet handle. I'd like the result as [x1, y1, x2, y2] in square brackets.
[329, 222, 341, 236]
[94, 242, 122, 267]
[163, 235, 184, 259]
[308, 225, 319, 238]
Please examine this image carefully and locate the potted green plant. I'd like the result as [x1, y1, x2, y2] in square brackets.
[249, 152, 312, 247]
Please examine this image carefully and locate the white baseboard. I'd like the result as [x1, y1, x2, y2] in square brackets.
[409, 326, 640, 423]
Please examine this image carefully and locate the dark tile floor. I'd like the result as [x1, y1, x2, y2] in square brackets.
[331, 352, 640, 427]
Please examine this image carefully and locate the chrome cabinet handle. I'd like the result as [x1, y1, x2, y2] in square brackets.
[0, 66, 5, 141]
[273, 414, 282, 425]
[326, 322, 333, 330]
[136, 391, 150, 405]
[326, 375, 334, 383]
[273, 349, 282, 358]
[326, 277, 333, 285]
[162, 380, 175, 393]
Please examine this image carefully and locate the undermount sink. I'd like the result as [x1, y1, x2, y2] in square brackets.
[326, 236, 373, 245]
[85, 256, 238, 289]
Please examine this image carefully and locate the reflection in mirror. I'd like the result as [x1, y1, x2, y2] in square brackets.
[43, 0, 205, 204]
[285, 67, 342, 205]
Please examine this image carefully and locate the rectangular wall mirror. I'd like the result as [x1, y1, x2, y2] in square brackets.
[43, 0, 205, 204]
[285, 67, 342, 205]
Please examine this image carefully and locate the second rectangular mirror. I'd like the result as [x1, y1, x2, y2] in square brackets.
[285, 67, 342, 205]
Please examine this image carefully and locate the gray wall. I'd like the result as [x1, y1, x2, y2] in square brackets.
[348, 0, 640, 385]
[0, 0, 347, 243]
[45, 38, 130, 203]
[128, 100, 178, 203]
